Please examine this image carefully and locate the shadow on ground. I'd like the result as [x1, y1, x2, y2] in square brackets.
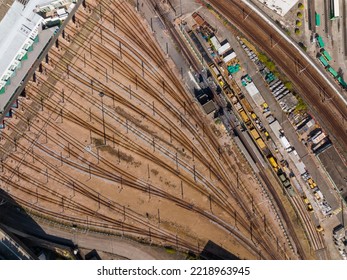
[200, 240, 240, 260]
[0, 189, 76, 259]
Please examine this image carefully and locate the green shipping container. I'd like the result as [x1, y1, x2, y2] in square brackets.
[318, 56, 329, 67]
[322, 49, 332, 61]
[317, 36, 325, 48]
[338, 76, 347, 87]
[315, 13, 321, 26]
[328, 67, 338, 78]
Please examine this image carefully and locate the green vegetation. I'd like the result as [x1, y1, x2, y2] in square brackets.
[258, 53, 268, 63]
[258, 52, 276, 71]
[215, 118, 222, 125]
[295, 97, 307, 112]
[273, 71, 280, 77]
[296, 20, 302, 27]
[284, 81, 293, 91]
[165, 247, 177, 254]
[297, 12, 303, 19]
[266, 61, 276, 71]
[298, 42, 307, 51]
[298, 3, 304, 10]
[295, 28, 301, 35]
[185, 252, 201, 260]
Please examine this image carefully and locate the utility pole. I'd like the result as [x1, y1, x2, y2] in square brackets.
[193, 165, 196, 182]
[176, 152, 178, 171]
[119, 42, 122, 59]
[181, 180, 183, 199]
[209, 195, 212, 212]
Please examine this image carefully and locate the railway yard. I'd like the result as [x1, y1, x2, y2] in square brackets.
[0, 0, 306, 260]
[0, 0, 346, 260]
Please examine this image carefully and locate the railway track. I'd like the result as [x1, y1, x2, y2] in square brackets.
[0, 0, 300, 259]
[206, 0, 327, 257]
[207, 0, 347, 159]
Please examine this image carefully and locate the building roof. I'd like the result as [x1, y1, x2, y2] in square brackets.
[217, 42, 231, 55]
[223, 51, 236, 64]
[210, 36, 221, 50]
[245, 82, 266, 107]
[256, 0, 299, 16]
[279, 135, 290, 149]
[202, 100, 217, 115]
[269, 120, 282, 139]
[0, 0, 45, 83]
[245, 82, 259, 96]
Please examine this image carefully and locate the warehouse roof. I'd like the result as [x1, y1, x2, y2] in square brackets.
[202, 100, 217, 115]
[0, 0, 44, 80]
[223, 51, 236, 64]
[210, 36, 221, 50]
[256, 0, 299, 16]
[218, 42, 231, 55]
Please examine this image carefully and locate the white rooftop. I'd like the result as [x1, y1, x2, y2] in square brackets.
[218, 42, 230, 55]
[210, 36, 221, 50]
[0, 0, 59, 112]
[256, 0, 299, 16]
[223, 51, 236, 64]
[0, 0, 48, 77]
[269, 120, 282, 139]
[245, 82, 259, 96]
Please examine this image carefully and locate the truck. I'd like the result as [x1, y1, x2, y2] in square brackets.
[283, 180, 291, 188]
[250, 128, 260, 140]
[268, 156, 278, 171]
[279, 174, 286, 182]
[266, 114, 276, 124]
[239, 110, 250, 125]
[240, 98, 252, 112]
[256, 138, 266, 150]
[279, 135, 291, 150]
[312, 132, 326, 144]
[234, 102, 242, 111]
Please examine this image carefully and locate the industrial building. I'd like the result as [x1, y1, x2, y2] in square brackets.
[256, 0, 299, 17]
[0, 0, 76, 118]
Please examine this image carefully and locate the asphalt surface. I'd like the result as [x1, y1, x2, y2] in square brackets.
[207, 0, 347, 162]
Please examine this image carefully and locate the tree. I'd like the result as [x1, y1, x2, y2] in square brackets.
[296, 20, 302, 27]
[284, 81, 293, 91]
[266, 61, 276, 71]
[298, 3, 304, 10]
[295, 97, 307, 112]
[297, 12, 303, 19]
[258, 53, 268, 63]
[295, 28, 301, 35]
